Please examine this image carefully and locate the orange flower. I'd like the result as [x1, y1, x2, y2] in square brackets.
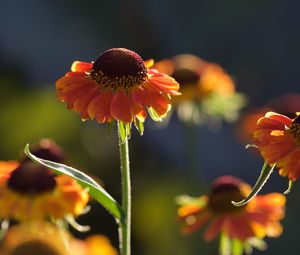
[75, 235, 118, 255]
[254, 111, 300, 181]
[237, 94, 300, 144]
[0, 221, 117, 255]
[0, 140, 89, 221]
[0, 221, 74, 255]
[237, 107, 271, 144]
[154, 54, 246, 125]
[56, 48, 180, 125]
[177, 176, 285, 243]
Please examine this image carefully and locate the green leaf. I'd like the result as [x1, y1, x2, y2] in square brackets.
[219, 232, 231, 255]
[148, 107, 162, 122]
[284, 179, 294, 195]
[232, 239, 243, 255]
[125, 123, 131, 139]
[134, 119, 144, 136]
[175, 195, 207, 207]
[24, 144, 122, 220]
[232, 162, 276, 207]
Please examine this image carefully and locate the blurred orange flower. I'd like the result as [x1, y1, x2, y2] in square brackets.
[75, 235, 118, 255]
[237, 107, 271, 144]
[0, 221, 73, 255]
[56, 48, 180, 125]
[0, 140, 89, 221]
[177, 176, 285, 243]
[154, 54, 246, 125]
[0, 221, 117, 255]
[254, 111, 300, 181]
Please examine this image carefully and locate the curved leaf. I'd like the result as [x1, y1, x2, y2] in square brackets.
[284, 180, 294, 195]
[24, 144, 122, 220]
[231, 162, 276, 207]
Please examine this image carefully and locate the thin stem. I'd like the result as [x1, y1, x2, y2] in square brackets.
[118, 121, 131, 255]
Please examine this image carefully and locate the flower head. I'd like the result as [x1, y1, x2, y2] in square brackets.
[177, 176, 285, 245]
[254, 111, 300, 181]
[0, 221, 117, 255]
[75, 235, 118, 255]
[237, 94, 300, 143]
[56, 48, 180, 126]
[0, 221, 73, 255]
[0, 141, 89, 221]
[154, 54, 246, 125]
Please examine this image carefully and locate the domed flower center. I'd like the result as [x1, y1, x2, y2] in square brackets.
[172, 69, 200, 86]
[11, 240, 60, 255]
[208, 177, 245, 213]
[290, 114, 300, 141]
[8, 161, 56, 194]
[90, 48, 148, 89]
[21, 140, 65, 163]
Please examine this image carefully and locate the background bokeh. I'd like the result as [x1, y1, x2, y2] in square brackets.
[0, 0, 299, 254]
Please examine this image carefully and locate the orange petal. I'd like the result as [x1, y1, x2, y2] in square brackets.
[278, 147, 300, 181]
[71, 61, 93, 72]
[73, 85, 100, 119]
[182, 210, 211, 235]
[204, 216, 224, 241]
[59, 82, 95, 108]
[255, 193, 286, 208]
[110, 91, 133, 123]
[148, 89, 171, 117]
[131, 86, 152, 107]
[0, 161, 19, 183]
[88, 90, 114, 123]
[265, 112, 292, 126]
[178, 204, 202, 218]
[256, 117, 286, 130]
[56, 72, 88, 89]
[131, 101, 147, 122]
[144, 59, 154, 68]
[260, 138, 295, 163]
[148, 75, 181, 95]
[224, 216, 255, 240]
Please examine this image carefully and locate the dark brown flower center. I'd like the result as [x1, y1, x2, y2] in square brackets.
[8, 161, 56, 194]
[11, 240, 60, 255]
[90, 48, 148, 89]
[172, 69, 200, 86]
[21, 139, 66, 164]
[290, 114, 300, 141]
[208, 176, 245, 213]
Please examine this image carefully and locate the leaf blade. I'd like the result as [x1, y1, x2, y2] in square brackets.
[24, 144, 122, 220]
[231, 162, 276, 206]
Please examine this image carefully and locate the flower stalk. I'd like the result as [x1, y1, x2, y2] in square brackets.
[118, 121, 131, 255]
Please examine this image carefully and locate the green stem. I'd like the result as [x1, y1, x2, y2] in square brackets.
[118, 122, 131, 255]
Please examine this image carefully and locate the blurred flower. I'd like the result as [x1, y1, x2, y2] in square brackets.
[0, 221, 73, 255]
[254, 111, 300, 181]
[237, 94, 300, 143]
[20, 138, 67, 163]
[56, 48, 180, 126]
[0, 221, 117, 255]
[177, 176, 285, 253]
[75, 235, 118, 255]
[0, 140, 89, 222]
[237, 107, 271, 144]
[154, 54, 246, 126]
[267, 93, 300, 119]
